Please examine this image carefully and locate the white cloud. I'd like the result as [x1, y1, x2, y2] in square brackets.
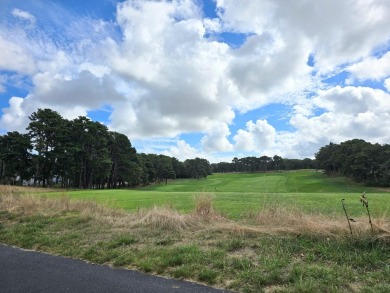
[233, 120, 276, 152]
[107, 0, 235, 139]
[283, 86, 390, 156]
[12, 8, 36, 24]
[1, 0, 390, 160]
[33, 71, 123, 108]
[201, 123, 232, 152]
[0, 34, 36, 74]
[312, 86, 390, 115]
[164, 140, 203, 161]
[203, 18, 221, 33]
[385, 78, 390, 92]
[0, 97, 27, 132]
[346, 51, 390, 82]
[216, 0, 390, 73]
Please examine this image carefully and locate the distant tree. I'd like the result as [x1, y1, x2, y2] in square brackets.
[27, 108, 66, 187]
[258, 155, 272, 172]
[171, 157, 186, 178]
[232, 157, 241, 172]
[108, 131, 137, 188]
[272, 155, 284, 171]
[156, 155, 176, 184]
[0, 131, 32, 185]
[315, 142, 341, 174]
[184, 158, 211, 178]
[63, 116, 113, 189]
[315, 139, 390, 187]
[137, 153, 155, 185]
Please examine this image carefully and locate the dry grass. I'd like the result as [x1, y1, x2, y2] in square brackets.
[2, 187, 390, 293]
[253, 204, 346, 236]
[1, 187, 389, 238]
[192, 193, 224, 221]
[0, 188, 124, 219]
[0, 185, 58, 194]
[130, 206, 193, 230]
[251, 203, 390, 237]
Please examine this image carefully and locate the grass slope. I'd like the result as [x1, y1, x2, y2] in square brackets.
[63, 171, 389, 219]
[141, 171, 380, 193]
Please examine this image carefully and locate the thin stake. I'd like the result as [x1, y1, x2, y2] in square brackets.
[342, 199, 353, 236]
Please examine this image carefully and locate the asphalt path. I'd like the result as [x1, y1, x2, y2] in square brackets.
[0, 244, 233, 293]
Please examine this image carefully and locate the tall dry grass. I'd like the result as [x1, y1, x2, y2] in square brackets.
[129, 193, 224, 230]
[1, 186, 389, 238]
[130, 206, 192, 230]
[0, 187, 124, 219]
[192, 193, 224, 221]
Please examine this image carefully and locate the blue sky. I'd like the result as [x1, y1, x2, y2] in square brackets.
[1, 0, 390, 162]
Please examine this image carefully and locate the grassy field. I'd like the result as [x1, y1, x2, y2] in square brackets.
[1, 171, 390, 292]
[62, 170, 389, 219]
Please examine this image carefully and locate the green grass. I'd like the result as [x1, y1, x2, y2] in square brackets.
[59, 170, 389, 219]
[1, 177, 390, 293]
[140, 170, 379, 193]
[1, 208, 389, 293]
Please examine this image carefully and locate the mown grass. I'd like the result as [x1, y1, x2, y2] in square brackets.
[1, 187, 390, 293]
[57, 171, 389, 219]
[140, 171, 381, 193]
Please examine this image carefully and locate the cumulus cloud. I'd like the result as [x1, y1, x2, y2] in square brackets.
[385, 78, 390, 92]
[201, 123, 232, 152]
[346, 51, 390, 82]
[233, 120, 276, 152]
[243, 85, 390, 159]
[215, 0, 390, 81]
[33, 71, 123, 108]
[312, 86, 390, 115]
[1, 0, 390, 160]
[164, 140, 203, 161]
[107, 0, 235, 138]
[0, 97, 27, 132]
[285, 86, 390, 155]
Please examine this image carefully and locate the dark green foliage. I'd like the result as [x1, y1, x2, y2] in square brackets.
[212, 155, 316, 173]
[107, 131, 138, 188]
[184, 157, 211, 178]
[27, 109, 65, 187]
[316, 139, 390, 187]
[0, 108, 213, 189]
[0, 131, 32, 185]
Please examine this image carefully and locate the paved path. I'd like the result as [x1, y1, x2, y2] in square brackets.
[0, 244, 232, 293]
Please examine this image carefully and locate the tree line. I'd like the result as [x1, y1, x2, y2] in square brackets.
[2, 109, 389, 188]
[315, 139, 390, 187]
[211, 155, 317, 173]
[0, 109, 211, 188]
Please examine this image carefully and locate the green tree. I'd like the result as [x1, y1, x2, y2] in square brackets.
[272, 155, 284, 171]
[108, 131, 138, 188]
[27, 109, 66, 187]
[184, 158, 211, 178]
[72, 117, 112, 189]
[0, 132, 32, 185]
[156, 155, 176, 184]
